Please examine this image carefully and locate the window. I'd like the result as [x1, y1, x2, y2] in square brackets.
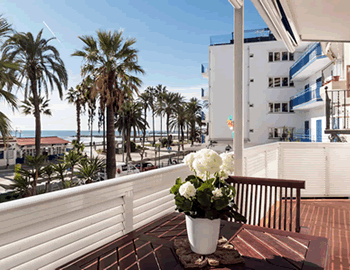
[0, 150, 3, 159]
[268, 102, 293, 113]
[282, 77, 288, 87]
[268, 77, 294, 88]
[282, 103, 288, 112]
[274, 77, 281, 87]
[269, 127, 295, 139]
[274, 103, 281, 112]
[282, 52, 288, 61]
[274, 52, 280, 61]
[289, 53, 294, 61]
[269, 51, 294, 62]
[250, 53, 254, 58]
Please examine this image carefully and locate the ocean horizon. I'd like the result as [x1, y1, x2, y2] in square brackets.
[11, 130, 177, 143]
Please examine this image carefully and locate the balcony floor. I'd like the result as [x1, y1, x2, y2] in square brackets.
[271, 199, 350, 270]
[300, 199, 350, 270]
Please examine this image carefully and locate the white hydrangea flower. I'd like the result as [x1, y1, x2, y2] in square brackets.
[179, 181, 196, 199]
[184, 153, 196, 171]
[192, 149, 222, 180]
[212, 188, 223, 198]
[219, 153, 234, 177]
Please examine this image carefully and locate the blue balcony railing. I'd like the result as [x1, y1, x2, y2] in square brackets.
[201, 63, 209, 74]
[209, 28, 275, 46]
[201, 111, 205, 121]
[201, 88, 209, 98]
[290, 43, 323, 79]
[290, 85, 322, 109]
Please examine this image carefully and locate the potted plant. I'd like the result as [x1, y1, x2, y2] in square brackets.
[170, 149, 246, 255]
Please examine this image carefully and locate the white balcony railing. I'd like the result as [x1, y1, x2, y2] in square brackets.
[1, 142, 350, 269]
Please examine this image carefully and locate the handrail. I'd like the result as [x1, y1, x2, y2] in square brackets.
[227, 176, 305, 189]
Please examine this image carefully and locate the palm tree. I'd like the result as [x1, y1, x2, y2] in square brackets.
[3, 29, 68, 157]
[66, 86, 85, 144]
[52, 162, 68, 188]
[64, 150, 82, 182]
[21, 96, 52, 117]
[22, 155, 46, 196]
[155, 84, 167, 142]
[0, 16, 19, 144]
[77, 157, 105, 184]
[186, 98, 202, 146]
[144, 86, 157, 145]
[72, 30, 144, 179]
[115, 100, 148, 162]
[42, 164, 55, 192]
[138, 91, 150, 147]
[170, 93, 185, 150]
[162, 91, 178, 147]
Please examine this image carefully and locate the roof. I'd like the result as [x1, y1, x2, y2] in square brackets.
[16, 136, 70, 146]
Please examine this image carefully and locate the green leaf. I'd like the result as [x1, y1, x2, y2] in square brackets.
[213, 197, 230, 211]
[197, 180, 213, 192]
[170, 184, 180, 194]
[197, 190, 212, 208]
[175, 177, 182, 185]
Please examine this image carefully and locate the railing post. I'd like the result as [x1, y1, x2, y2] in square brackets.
[123, 189, 134, 234]
[296, 188, 301, 232]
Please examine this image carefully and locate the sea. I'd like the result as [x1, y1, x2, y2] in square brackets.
[11, 130, 175, 144]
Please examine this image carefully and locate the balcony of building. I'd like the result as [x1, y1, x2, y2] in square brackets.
[201, 87, 209, 100]
[1, 142, 350, 269]
[201, 63, 209, 79]
[290, 84, 323, 111]
[290, 43, 331, 81]
[209, 28, 275, 46]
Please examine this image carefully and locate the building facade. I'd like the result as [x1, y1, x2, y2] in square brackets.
[202, 28, 350, 146]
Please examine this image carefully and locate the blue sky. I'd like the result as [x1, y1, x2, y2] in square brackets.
[0, 0, 267, 131]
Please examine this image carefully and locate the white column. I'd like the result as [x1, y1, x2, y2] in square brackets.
[234, 2, 244, 176]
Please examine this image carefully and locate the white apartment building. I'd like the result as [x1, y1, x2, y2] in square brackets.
[201, 28, 350, 146]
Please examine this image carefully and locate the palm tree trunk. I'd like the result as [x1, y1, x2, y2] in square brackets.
[31, 78, 41, 158]
[186, 123, 189, 143]
[77, 101, 81, 144]
[152, 112, 155, 146]
[166, 114, 170, 147]
[106, 104, 116, 179]
[127, 125, 132, 162]
[133, 126, 136, 142]
[178, 122, 180, 151]
[160, 115, 163, 141]
[90, 111, 93, 160]
[103, 108, 106, 152]
[181, 124, 185, 150]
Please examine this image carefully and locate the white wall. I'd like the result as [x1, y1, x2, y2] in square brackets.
[209, 40, 303, 144]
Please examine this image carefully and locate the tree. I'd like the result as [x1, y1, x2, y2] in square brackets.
[21, 96, 52, 117]
[72, 30, 144, 179]
[186, 98, 202, 146]
[66, 86, 85, 144]
[77, 157, 105, 184]
[169, 93, 186, 150]
[42, 164, 55, 193]
[3, 29, 68, 156]
[64, 150, 82, 182]
[22, 154, 46, 196]
[115, 100, 148, 161]
[162, 91, 178, 147]
[52, 162, 69, 188]
[0, 16, 19, 144]
[145, 86, 157, 146]
[155, 84, 167, 141]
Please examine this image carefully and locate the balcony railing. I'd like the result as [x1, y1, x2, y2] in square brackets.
[201, 87, 209, 99]
[201, 63, 208, 74]
[325, 88, 350, 140]
[290, 85, 322, 109]
[209, 28, 275, 46]
[290, 42, 323, 79]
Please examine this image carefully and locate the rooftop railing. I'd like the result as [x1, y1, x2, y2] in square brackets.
[290, 43, 323, 79]
[210, 28, 275, 46]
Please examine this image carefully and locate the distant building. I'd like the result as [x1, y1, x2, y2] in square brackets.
[0, 136, 70, 167]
